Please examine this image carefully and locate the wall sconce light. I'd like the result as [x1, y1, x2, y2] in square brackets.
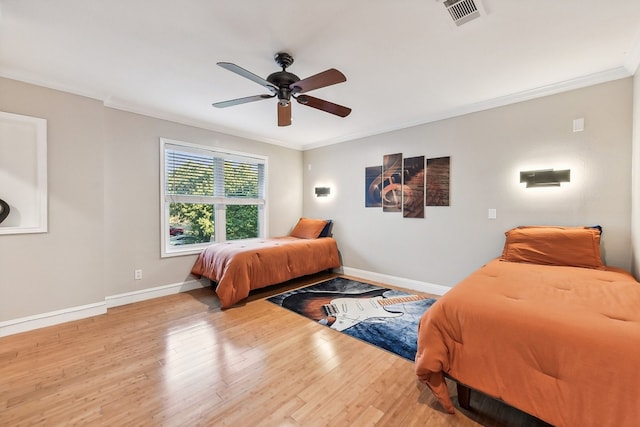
[520, 169, 570, 188]
[315, 187, 330, 197]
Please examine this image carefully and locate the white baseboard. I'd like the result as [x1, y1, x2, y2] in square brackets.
[0, 302, 107, 338]
[105, 279, 208, 308]
[340, 266, 451, 296]
[0, 279, 208, 338]
[0, 272, 442, 338]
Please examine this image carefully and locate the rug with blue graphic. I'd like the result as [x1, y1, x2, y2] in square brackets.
[267, 277, 438, 361]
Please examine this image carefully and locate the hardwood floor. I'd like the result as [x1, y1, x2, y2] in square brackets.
[0, 273, 550, 426]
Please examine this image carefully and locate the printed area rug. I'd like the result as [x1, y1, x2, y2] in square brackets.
[267, 277, 437, 361]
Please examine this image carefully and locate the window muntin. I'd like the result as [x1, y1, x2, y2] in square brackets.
[160, 138, 267, 257]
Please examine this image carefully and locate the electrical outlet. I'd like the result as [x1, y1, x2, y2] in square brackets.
[134, 269, 143, 280]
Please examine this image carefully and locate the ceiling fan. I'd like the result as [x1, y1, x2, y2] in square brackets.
[213, 52, 351, 127]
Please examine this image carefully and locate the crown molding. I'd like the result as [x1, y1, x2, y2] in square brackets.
[102, 97, 302, 151]
[624, 33, 640, 75]
[301, 66, 633, 151]
[0, 66, 109, 102]
[2, 65, 631, 152]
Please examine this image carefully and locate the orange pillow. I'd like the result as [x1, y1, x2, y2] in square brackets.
[500, 226, 605, 269]
[289, 218, 328, 239]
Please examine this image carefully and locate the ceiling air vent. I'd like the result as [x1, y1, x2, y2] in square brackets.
[443, 0, 480, 26]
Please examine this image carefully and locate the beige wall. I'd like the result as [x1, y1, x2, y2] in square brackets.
[304, 78, 634, 288]
[0, 78, 106, 320]
[0, 77, 303, 322]
[0, 75, 635, 324]
[632, 70, 640, 278]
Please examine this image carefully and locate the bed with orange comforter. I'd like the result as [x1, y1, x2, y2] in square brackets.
[415, 226, 640, 427]
[191, 218, 340, 308]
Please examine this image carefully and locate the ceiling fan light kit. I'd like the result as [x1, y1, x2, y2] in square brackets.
[213, 52, 351, 127]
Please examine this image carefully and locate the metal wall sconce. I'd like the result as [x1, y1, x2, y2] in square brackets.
[520, 169, 570, 188]
[315, 187, 330, 197]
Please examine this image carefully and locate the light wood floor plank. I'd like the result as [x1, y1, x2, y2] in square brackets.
[0, 273, 550, 426]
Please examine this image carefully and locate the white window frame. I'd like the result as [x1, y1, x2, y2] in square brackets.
[160, 137, 268, 257]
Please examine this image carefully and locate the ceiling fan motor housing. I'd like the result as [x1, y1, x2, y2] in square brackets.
[267, 70, 300, 105]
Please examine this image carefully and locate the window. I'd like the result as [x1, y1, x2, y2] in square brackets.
[160, 138, 267, 257]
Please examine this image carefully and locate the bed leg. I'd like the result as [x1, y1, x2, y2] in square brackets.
[457, 382, 471, 409]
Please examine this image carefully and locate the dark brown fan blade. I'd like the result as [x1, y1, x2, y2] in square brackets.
[213, 94, 275, 108]
[278, 102, 292, 127]
[290, 68, 346, 94]
[217, 62, 278, 93]
[297, 95, 351, 117]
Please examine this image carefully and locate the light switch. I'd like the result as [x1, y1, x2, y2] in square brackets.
[488, 209, 497, 220]
[573, 118, 584, 132]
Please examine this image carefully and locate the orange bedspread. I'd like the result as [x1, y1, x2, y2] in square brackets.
[415, 258, 640, 426]
[191, 236, 340, 308]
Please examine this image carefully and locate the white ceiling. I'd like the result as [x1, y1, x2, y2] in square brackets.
[1, 1, 640, 150]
